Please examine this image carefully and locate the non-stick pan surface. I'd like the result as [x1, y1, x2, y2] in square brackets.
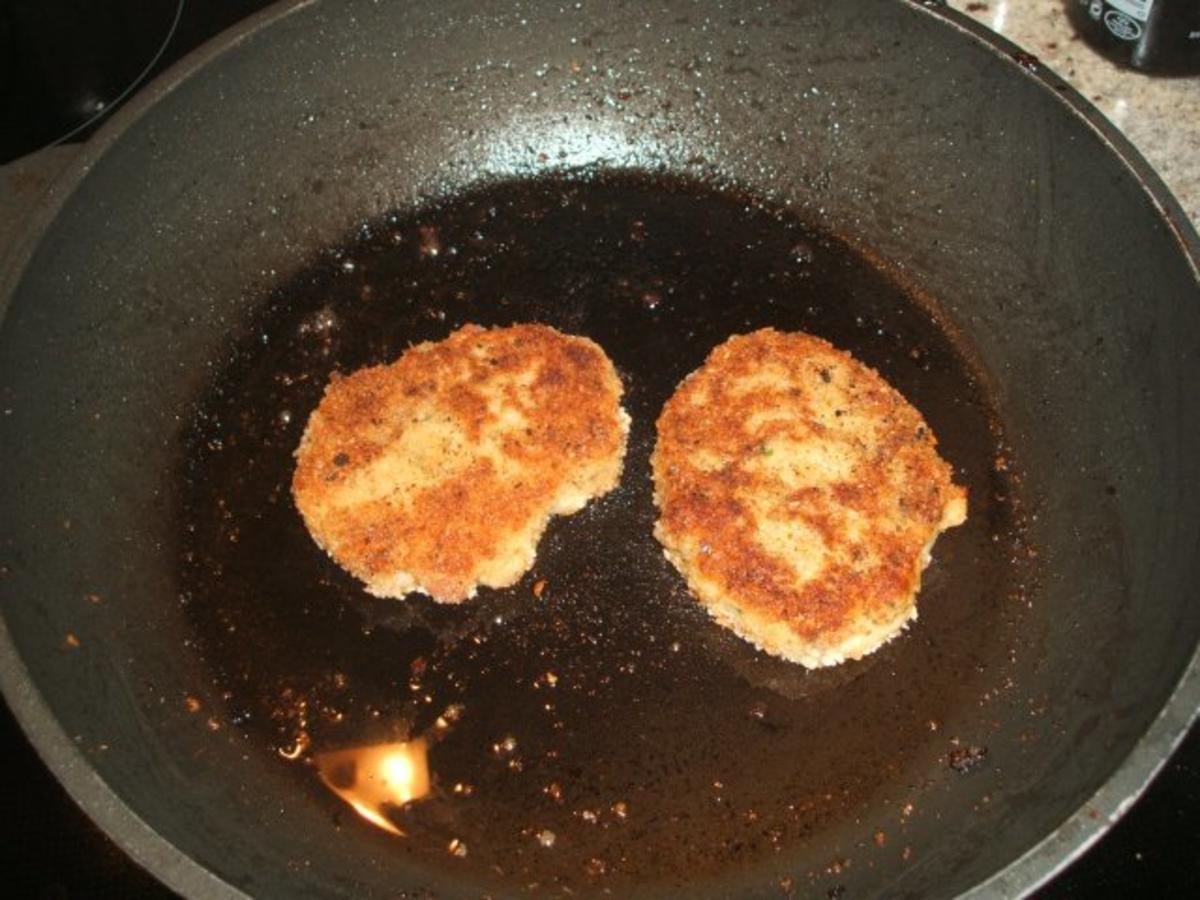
[1, 1, 1198, 898]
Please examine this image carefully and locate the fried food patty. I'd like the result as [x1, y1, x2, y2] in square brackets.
[652, 328, 967, 667]
[293, 323, 629, 602]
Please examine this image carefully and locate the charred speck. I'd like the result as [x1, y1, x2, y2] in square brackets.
[948, 745, 989, 774]
[1011, 50, 1040, 71]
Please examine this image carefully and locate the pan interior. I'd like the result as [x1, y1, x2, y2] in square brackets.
[178, 170, 1033, 895]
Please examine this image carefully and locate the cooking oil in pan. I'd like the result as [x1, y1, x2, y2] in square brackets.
[178, 171, 1034, 892]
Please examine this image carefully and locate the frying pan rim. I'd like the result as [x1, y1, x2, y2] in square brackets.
[0, 1, 1197, 897]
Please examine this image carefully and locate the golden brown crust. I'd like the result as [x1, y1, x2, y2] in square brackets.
[292, 323, 628, 601]
[652, 328, 966, 667]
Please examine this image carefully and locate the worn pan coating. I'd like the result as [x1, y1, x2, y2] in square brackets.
[1, 1, 1198, 897]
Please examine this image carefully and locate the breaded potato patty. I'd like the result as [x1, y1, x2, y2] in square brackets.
[293, 323, 628, 602]
[652, 328, 967, 667]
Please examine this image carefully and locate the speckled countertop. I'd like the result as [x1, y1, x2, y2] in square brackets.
[948, 0, 1200, 228]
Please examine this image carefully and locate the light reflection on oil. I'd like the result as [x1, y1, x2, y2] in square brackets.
[314, 738, 431, 836]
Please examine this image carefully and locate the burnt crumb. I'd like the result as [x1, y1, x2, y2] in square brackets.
[584, 857, 608, 877]
[418, 225, 441, 258]
[332, 452, 350, 467]
[790, 241, 815, 264]
[948, 745, 989, 774]
[818, 367, 832, 383]
[1011, 51, 1040, 70]
[966, 2, 989, 11]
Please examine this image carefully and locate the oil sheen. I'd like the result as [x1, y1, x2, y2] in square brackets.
[178, 171, 1031, 893]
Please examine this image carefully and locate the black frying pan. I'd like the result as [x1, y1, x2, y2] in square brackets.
[1, 1, 1198, 897]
